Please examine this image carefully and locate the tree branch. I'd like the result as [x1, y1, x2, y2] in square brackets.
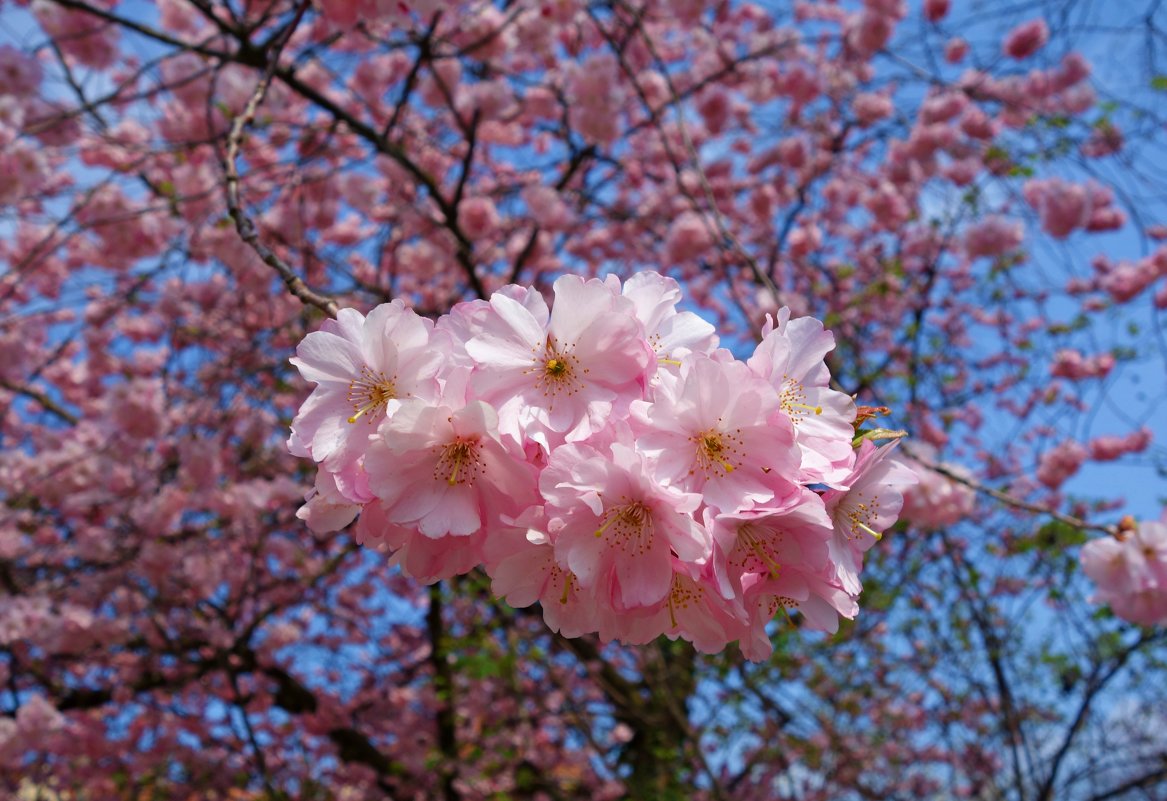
[0, 380, 79, 425]
[221, 1, 339, 319]
[427, 583, 462, 801]
[903, 444, 1119, 536]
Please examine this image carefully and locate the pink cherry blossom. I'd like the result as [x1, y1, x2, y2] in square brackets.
[945, 37, 970, 63]
[565, 52, 624, 144]
[0, 45, 42, 96]
[853, 92, 894, 126]
[1036, 439, 1088, 489]
[541, 442, 710, 610]
[355, 502, 484, 584]
[288, 301, 446, 471]
[848, 11, 895, 56]
[464, 274, 652, 444]
[924, 0, 950, 22]
[664, 211, 716, 264]
[896, 444, 976, 531]
[459, 196, 501, 239]
[1088, 429, 1152, 462]
[616, 567, 748, 654]
[1003, 19, 1050, 60]
[740, 570, 859, 660]
[12, 1, 1166, 791]
[748, 310, 857, 485]
[1081, 521, 1167, 625]
[31, 0, 119, 69]
[708, 487, 835, 598]
[823, 441, 917, 594]
[965, 216, 1025, 259]
[489, 530, 602, 638]
[296, 470, 362, 534]
[620, 270, 718, 365]
[1050, 348, 1115, 380]
[1024, 178, 1092, 239]
[634, 354, 801, 512]
[1098, 258, 1160, 303]
[15, 694, 65, 742]
[364, 399, 537, 538]
[521, 184, 574, 230]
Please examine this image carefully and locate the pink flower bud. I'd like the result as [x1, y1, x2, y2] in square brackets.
[924, 0, 950, 22]
[459, 197, 501, 240]
[1003, 19, 1049, 60]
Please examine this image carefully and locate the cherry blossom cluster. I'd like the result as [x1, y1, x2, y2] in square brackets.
[0, 45, 53, 206]
[289, 272, 916, 659]
[1080, 517, 1167, 626]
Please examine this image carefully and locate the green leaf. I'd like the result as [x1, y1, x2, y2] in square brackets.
[1152, 75, 1167, 91]
[1013, 520, 1086, 554]
[983, 144, 1009, 162]
[1037, 520, 1087, 548]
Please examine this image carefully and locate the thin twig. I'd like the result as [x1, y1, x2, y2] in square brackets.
[902, 444, 1118, 536]
[618, 3, 782, 311]
[221, 1, 339, 319]
[52, 0, 486, 301]
[0, 380, 79, 425]
[228, 670, 284, 800]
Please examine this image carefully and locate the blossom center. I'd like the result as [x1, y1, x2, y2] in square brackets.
[667, 575, 703, 627]
[347, 365, 397, 424]
[551, 565, 577, 605]
[691, 427, 742, 476]
[779, 376, 822, 424]
[840, 491, 882, 541]
[594, 500, 655, 554]
[736, 524, 782, 577]
[526, 336, 587, 402]
[761, 594, 797, 621]
[434, 437, 483, 486]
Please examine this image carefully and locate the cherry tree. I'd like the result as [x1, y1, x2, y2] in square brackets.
[1, 0, 1165, 799]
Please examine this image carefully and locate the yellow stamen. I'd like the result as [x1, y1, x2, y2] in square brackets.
[347, 366, 396, 424]
[594, 514, 619, 538]
[701, 434, 736, 473]
[526, 336, 585, 401]
[843, 494, 884, 542]
[435, 439, 481, 487]
[658, 357, 683, 366]
[740, 525, 782, 578]
[764, 595, 797, 624]
[446, 442, 473, 485]
[595, 503, 651, 538]
[347, 406, 373, 424]
[788, 402, 823, 415]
